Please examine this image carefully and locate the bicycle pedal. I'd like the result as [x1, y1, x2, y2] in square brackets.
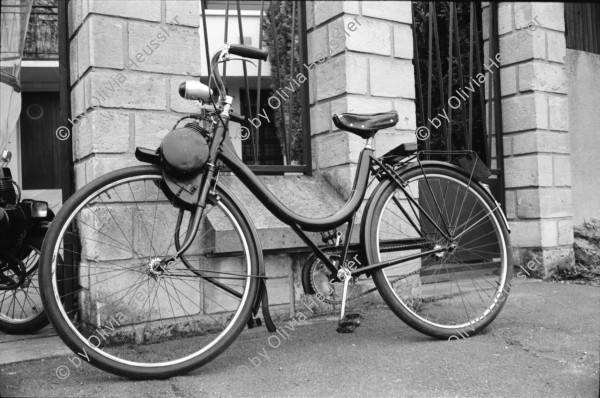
[336, 313, 362, 333]
[344, 313, 363, 321]
[336, 324, 357, 333]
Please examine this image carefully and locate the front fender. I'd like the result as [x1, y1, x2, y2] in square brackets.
[215, 183, 276, 332]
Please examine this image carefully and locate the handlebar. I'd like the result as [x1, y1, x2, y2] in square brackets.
[228, 44, 269, 62]
[210, 43, 268, 102]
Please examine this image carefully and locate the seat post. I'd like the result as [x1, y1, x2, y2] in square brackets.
[365, 137, 374, 150]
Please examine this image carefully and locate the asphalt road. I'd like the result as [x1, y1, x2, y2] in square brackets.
[1, 279, 598, 398]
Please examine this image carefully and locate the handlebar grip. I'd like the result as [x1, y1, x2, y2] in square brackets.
[229, 110, 247, 125]
[229, 44, 268, 62]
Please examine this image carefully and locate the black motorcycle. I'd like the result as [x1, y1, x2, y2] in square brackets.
[0, 149, 53, 333]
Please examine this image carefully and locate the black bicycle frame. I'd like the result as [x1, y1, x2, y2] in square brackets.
[166, 116, 447, 279]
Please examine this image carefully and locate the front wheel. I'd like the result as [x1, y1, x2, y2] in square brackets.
[40, 165, 259, 379]
[364, 166, 512, 339]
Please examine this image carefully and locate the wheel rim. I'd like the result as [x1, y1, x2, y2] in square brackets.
[0, 246, 44, 325]
[375, 173, 508, 330]
[48, 174, 252, 368]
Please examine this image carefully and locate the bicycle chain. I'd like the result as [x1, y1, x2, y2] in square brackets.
[316, 241, 437, 302]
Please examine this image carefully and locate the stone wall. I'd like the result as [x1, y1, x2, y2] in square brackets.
[306, 1, 416, 198]
[565, 49, 600, 224]
[483, 2, 575, 277]
[69, 0, 201, 187]
[67, 0, 419, 319]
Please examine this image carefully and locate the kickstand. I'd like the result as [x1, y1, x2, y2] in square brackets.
[336, 268, 362, 333]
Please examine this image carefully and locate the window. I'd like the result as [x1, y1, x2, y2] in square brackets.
[240, 89, 284, 166]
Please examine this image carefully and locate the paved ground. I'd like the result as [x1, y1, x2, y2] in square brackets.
[1, 279, 598, 398]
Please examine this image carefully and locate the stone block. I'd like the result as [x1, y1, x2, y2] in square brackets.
[514, 2, 533, 30]
[498, 2, 512, 35]
[553, 155, 571, 186]
[310, 101, 331, 136]
[85, 16, 124, 72]
[86, 70, 167, 110]
[68, 0, 86, 37]
[346, 95, 392, 114]
[326, 17, 346, 56]
[320, 163, 357, 200]
[547, 31, 566, 63]
[499, 29, 545, 65]
[518, 62, 566, 94]
[500, 65, 517, 96]
[548, 95, 568, 131]
[511, 130, 571, 155]
[510, 219, 557, 248]
[265, 278, 292, 306]
[345, 16, 392, 56]
[393, 23, 413, 60]
[134, 112, 182, 149]
[128, 22, 200, 76]
[531, 2, 565, 31]
[510, 220, 541, 247]
[73, 110, 130, 158]
[70, 80, 85, 117]
[80, 155, 141, 183]
[482, 7, 489, 41]
[504, 155, 553, 188]
[393, 99, 416, 130]
[330, 97, 349, 119]
[519, 247, 574, 279]
[308, 67, 316, 105]
[369, 57, 414, 99]
[516, 188, 572, 218]
[78, 206, 134, 261]
[501, 93, 548, 132]
[73, 161, 87, 190]
[503, 136, 512, 156]
[557, 219, 574, 245]
[165, 0, 200, 27]
[314, 1, 359, 26]
[346, 53, 368, 94]
[505, 190, 516, 219]
[306, 1, 315, 30]
[313, 131, 363, 168]
[374, 129, 414, 158]
[264, 255, 292, 278]
[362, 1, 412, 24]
[70, 36, 79, 84]
[307, 26, 327, 63]
[541, 247, 574, 277]
[315, 55, 346, 100]
[87, 0, 161, 22]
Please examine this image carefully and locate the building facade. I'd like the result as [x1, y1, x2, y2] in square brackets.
[11, 1, 600, 316]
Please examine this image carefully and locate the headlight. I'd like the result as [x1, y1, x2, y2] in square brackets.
[30, 201, 48, 219]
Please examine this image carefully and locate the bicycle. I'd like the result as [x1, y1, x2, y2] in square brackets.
[40, 43, 513, 379]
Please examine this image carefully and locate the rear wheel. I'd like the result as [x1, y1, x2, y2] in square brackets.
[40, 165, 259, 379]
[365, 167, 512, 339]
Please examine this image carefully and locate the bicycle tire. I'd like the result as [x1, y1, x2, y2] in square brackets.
[40, 165, 259, 379]
[364, 166, 512, 339]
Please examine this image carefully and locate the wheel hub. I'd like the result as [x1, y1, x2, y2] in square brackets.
[147, 257, 165, 277]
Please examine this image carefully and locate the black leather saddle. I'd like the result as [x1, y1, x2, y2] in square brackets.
[332, 111, 399, 139]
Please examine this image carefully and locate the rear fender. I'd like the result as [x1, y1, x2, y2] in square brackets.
[360, 160, 510, 257]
